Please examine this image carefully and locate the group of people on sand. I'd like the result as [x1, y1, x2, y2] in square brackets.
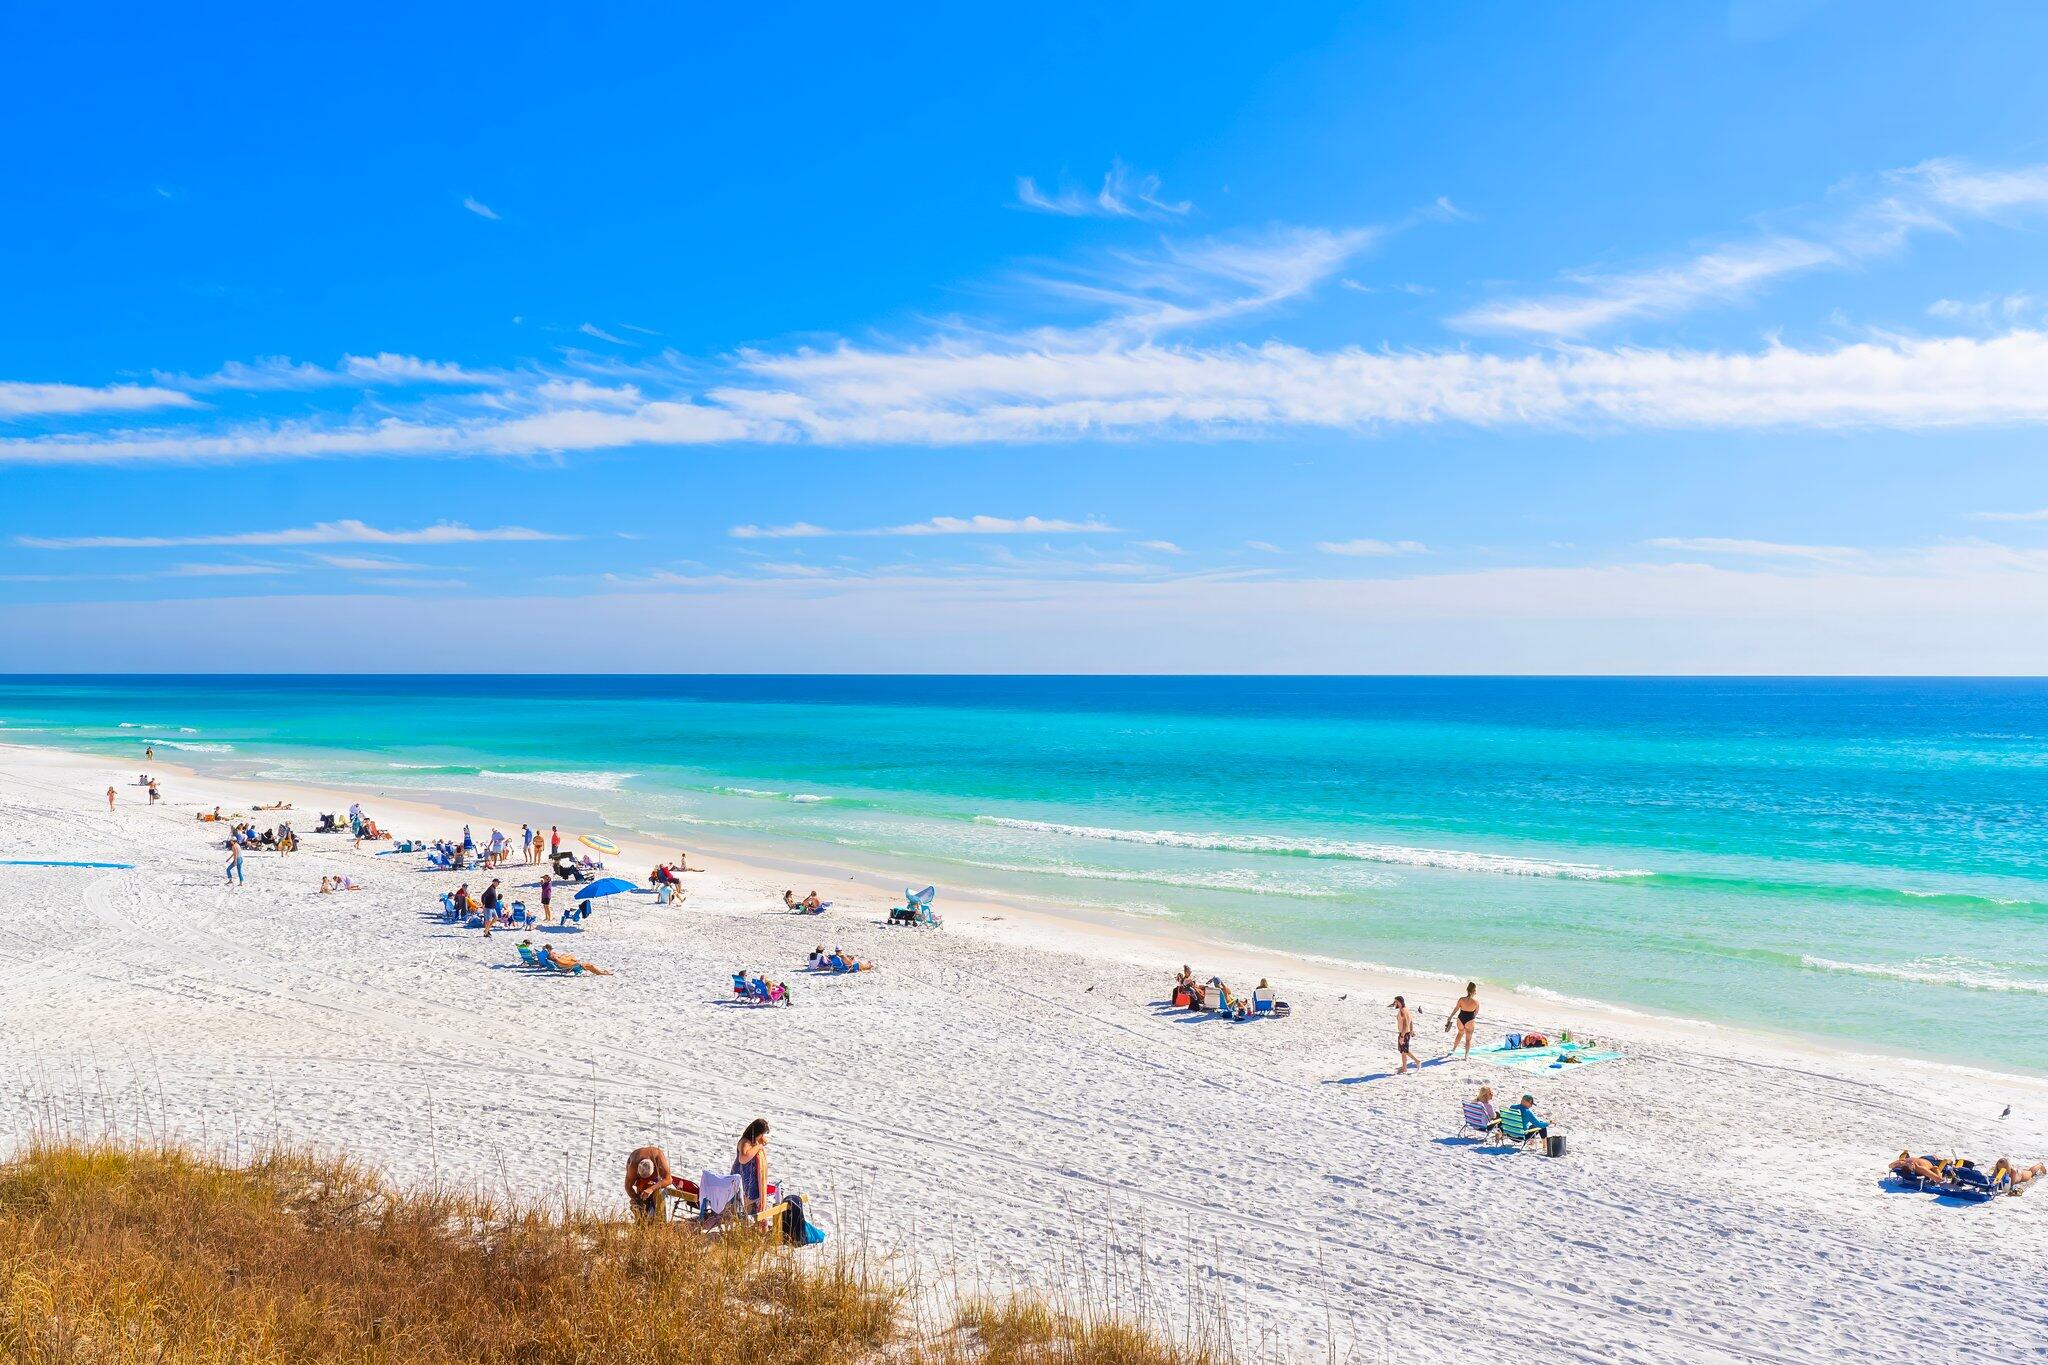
[732, 970, 790, 1004]
[782, 889, 825, 914]
[517, 938, 611, 975]
[625, 1119, 775, 1223]
[1170, 966, 1280, 1018]
[1890, 1150, 2043, 1197]
[1463, 1085, 1550, 1140]
[805, 945, 871, 973]
[1389, 982, 1484, 1073]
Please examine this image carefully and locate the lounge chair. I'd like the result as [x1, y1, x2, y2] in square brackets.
[1458, 1102, 1500, 1140]
[516, 944, 540, 966]
[692, 1169, 791, 1233]
[1496, 1107, 1545, 1150]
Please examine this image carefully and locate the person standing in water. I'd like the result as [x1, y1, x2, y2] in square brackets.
[144, 743, 154, 761]
[1445, 982, 1480, 1059]
[1391, 995, 1420, 1074]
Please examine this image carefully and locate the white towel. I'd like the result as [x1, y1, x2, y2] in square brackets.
[697, 1170, 745, 1216]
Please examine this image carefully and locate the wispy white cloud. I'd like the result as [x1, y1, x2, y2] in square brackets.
[462, 196, 500, 220]
[1645, 536, 1863, 563]
[1243, 540, 1284, 553]
[17, 519, 568, 549]
[579, 323, 629, 345]
[731, 514, 1120, 539]
[1015, 159, 1191, 219]
[1316, 538, 1429, 557]
[169, 354, 497, 392]
[1133, 539, 1185, 554]
[0, 380, 198, 418]
[1454, 158, 2048, 336]
[1970, 506, 2048, 522]
[1021, 225, 1381, 338]
[309, 553, 432, 571]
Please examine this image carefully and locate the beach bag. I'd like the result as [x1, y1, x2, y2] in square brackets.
[779, 1194, 824, 1246]
[1505, 1033, 1522, 1049]
[1546, 1133, 1567, 1159]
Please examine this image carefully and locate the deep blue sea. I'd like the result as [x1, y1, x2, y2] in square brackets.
[4, 675, 2045, 1072]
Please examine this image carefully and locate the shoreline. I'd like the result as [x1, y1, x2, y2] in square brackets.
[10, 734, 2038, 1086]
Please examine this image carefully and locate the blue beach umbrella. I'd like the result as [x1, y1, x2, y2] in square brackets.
[574, 876, 638, 901]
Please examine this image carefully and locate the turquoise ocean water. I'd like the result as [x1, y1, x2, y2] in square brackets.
[3, 675, 2044, 1073]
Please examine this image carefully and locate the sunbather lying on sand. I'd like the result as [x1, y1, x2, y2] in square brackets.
[828, 947, 871, 972]
[540, 945, 611, 976]
[1890, 1151, 1947, 1183]
[1992, 1158, 2045, 1191]
[318, 875, 360, 893]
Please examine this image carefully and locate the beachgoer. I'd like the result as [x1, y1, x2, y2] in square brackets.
[521, 825, 533, 866]
[550, 825, 560, 857]
[224, 845, 243, 885]
[784, 890, 800, 911]
[1991, 1157, 2045, 1191]
[1470, 1085, 1501, 1131]
[539, 873, 553, 922]
[147, 779, 160, 804]
[807, 945, 829, 970]
[1392, 995, 1420, 1074]
[106, 786, 116, 812]
[542, 945, 611, 975]
[145, 744, 154, 761]
[733, 1119, 770, 1213]
[1508, 1093, 1548, 1139]
[625, 1144, 674, 1219]
[801, 890, 822, 913]
[1890, 1151, 1946, 1183]
[1445, 982, 1480, 1059]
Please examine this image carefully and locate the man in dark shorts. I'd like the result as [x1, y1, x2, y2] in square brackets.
[1392, 995, 1420, 1074]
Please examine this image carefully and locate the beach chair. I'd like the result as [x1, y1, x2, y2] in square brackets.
[508, 901, 529, 924]
[693, 1170, 791, 1233]
[516, 944, 540, 967]
[1496, 1108, 1545, 1150]
[1252, 987, 1286, 1016]
[1458, 1102, 1500, 1140]
[438, 892, 456, 921]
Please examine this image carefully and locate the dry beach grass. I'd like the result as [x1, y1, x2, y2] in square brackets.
[0, 1139, 1215, 1365]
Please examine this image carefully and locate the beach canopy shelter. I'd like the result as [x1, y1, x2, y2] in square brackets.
[574, 876, 638, 901]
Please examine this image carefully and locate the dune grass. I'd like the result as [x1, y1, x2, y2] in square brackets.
[0, 1140, 1212, 1364]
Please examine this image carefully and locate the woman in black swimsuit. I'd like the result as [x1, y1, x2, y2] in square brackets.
[1446, 981, 1480, 1059]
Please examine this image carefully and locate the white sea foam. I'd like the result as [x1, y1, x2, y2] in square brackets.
[1514, 983, 1714, 1027]
[148, 739, 231, 753]
[972, 858, 1359, 898]
[476, 769, 633, 792]
[718, 786, 833, 804]
[971, 816, 1645, 880]
[1801, 955, 2048, 997]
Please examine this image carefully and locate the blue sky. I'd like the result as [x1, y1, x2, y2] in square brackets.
[7, 2, 2048, 671]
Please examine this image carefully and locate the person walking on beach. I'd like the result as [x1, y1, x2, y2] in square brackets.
[1445, 982, 1480, 1059]
[224, 844, 243, 885]
[539, 872, 553, 923]
[1392, 995, 1420, 1073]
[106, 785, 116, 812]
[521, 824, 533, 865]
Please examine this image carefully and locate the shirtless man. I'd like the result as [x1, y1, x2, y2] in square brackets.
[624, 1144, 674, 1219]
[1391, 995, 1421, 1073]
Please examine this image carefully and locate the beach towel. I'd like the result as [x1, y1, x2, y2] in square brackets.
[697, 1170, 746, 1217]
[1480, 1041, 1622, 1072]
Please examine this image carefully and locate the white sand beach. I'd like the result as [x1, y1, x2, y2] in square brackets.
[1, 741, 2042, 1363]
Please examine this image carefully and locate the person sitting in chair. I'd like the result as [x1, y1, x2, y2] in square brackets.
[1890, 1150, 1947, 1183]
[1508, 1093, 1549, 1139]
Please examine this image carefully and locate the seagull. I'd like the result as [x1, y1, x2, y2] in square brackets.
[2001, 1105, 2011, 1120]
